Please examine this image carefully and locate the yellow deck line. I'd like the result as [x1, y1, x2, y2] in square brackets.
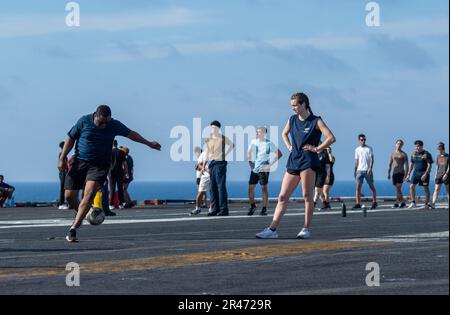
[0, 241, 382, 280]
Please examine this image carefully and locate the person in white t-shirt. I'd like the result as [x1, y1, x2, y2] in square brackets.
[247, 126, 283, 216]
[191, 148, 211, 215]
[353, 134, 377, 209]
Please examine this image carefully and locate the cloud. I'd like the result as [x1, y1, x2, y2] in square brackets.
[94, 37, 355, 73]
[0, 85, 13, 107]
[369, 35, 437, 69]
[257, 43, 354, 73]
[0, 7, 207, 38]
[380, 17, 449, 39]
[42, 46, 76, 59]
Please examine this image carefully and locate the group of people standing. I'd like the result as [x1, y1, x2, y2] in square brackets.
[190, 93, 337, 239]
[190, 93, 448, 240]
[387, 139, 449, 209]
[352, 135, 449, 210]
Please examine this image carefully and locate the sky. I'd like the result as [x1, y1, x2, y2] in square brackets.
[0, 0, 448, 182]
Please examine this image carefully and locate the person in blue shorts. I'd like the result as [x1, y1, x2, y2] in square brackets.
[58, 105, 161, 242]
[256, 92, 336, 239]
[353, 134, 378, 210]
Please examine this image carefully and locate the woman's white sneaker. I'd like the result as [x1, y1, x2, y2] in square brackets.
[256, 228, 278, 239]
[297, 228, 310, 239]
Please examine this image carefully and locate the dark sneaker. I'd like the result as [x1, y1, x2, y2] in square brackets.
[392, 203, 399, 209]
[248, 205, 256, 216]
[207, 210, 219, 216]
[320, 202, 331, 211]
[399, 202, 406, 208]
[104, 210, 117, 216]
[65, 229, 78, 243]
[371, 202, 378, 210]
[260, 208, 267, 216]
[352, 204, 362, 209]
[217, 211, 229, 216]
[426, 203, 435, 210]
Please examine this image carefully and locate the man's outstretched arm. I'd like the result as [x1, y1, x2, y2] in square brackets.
[127, 131, 161, 151]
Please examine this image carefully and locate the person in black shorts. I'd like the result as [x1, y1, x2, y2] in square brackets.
[256, 92, 336, 239]
[431, 142, 449, 208]
[387, 139, 409, 208]
[247, 126, 282, 216]
[320, 147, 335, 210]
[58, 105, 161, 242]
[313, 142, 327, 209]
[405, 140, 433, 209]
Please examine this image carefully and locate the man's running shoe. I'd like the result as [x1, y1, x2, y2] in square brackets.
[104, 210, 116, 216]
[392, 203, 399, 209]
[190, 208, 201, 216]
[371, 202, 378, 210]
[399, 202, 406, 208]
[352, 204, 362, 209]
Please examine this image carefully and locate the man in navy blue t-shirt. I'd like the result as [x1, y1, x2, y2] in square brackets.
[405, 140, 433, 209]
[58, 105, 161, 242]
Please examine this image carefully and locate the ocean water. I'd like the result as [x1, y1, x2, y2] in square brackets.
[9, 180, 446, 202]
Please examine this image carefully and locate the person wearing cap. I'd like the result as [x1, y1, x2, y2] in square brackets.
[430, 142, 449, 209]
[247, 126, 282, 216]
[204, 120, 234, 216]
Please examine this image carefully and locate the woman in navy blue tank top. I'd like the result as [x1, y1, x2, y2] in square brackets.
[256, 92, 336, 239]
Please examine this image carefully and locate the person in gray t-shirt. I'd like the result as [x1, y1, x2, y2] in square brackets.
[431, 142, 449, 208]
[387, 139, 409, 208]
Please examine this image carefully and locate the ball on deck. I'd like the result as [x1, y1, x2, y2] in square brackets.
[86, 207, 105, 226]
